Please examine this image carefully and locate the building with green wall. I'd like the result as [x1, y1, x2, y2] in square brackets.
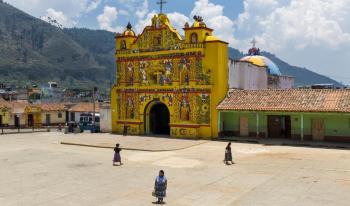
[217, 89, 350, 143]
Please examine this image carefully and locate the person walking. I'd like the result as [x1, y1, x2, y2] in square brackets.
[224, 142, 234, 165]
[153, 170, 167, 204]
[113, 144, 122, 166]
[123, 124, 128, 136]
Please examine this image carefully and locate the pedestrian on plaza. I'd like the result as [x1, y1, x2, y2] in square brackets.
[153, 170, 167, 204]
[224, 142, 234, 165]
[113, 144, 123, 166]
[123, 124, 128, 136]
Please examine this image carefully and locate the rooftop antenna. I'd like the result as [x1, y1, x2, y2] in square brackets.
[157, 0, 167, 14]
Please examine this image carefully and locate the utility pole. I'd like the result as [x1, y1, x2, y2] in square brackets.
[92, 87, 97, 133]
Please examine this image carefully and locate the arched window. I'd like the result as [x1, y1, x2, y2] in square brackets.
[121, 40, 126, 50]
[190, 33, 198, 43]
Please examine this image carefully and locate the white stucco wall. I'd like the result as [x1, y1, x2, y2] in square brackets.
[41, 111, 66, 125]
[279, 76, 294, 89]
[100, 107, 111, 133]
[229, 60, 268, 90]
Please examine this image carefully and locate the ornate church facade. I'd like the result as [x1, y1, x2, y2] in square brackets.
[111, 13, 228, 138]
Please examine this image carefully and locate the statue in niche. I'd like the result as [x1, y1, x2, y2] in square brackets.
[139, 61, 148, 84]
[164, 59, 173, 84]
[153, 35, 162, 48]
[126, 96, 135, 119]
[180, 97, 190, 121]
[179, 58, 190, 85]
[126, 63, 134, 85]
[159, 74, 165, 85]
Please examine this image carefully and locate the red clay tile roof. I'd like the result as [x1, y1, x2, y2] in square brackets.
[41, 103, 67, 112]
[0, 98, 11, 109]
[11, 102, 30, 113]
[68, 102, 100, 113]
[217, 89, 350, 113]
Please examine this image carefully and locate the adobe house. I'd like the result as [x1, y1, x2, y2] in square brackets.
[217, 89, 350, 143]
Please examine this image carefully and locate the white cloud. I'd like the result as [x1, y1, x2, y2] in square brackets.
[135, 11, 156, 33]
[136, 0, 149, 19]
[97, 6, 124, 32]
[236, 0, 350, 52]
[190, 0, 237, 45]
[235, 0, 350, 84]
[6, 0, 101, 27]
[41, 8, 76, 27]
[167, 12, 190, 33]
[86, 0, 102, 13]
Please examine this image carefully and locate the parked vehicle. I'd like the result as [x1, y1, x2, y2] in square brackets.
[79, 113, 100, 132]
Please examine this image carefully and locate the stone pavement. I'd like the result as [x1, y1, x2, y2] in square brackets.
[60, 133, 208, 151]
[0, 132, 350, 206]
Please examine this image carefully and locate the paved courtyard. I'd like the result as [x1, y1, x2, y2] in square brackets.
[0, 132, 350, 206]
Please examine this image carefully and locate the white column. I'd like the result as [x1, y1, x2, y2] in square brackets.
[301, 114, 304, 141]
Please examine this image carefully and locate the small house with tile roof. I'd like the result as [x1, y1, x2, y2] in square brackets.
[40, 103, 67, 126]
[0, 98, 12, 126]
[217, 89, 350, 143]
[10, 102, 41, 128]
[68, 102, 100, 123]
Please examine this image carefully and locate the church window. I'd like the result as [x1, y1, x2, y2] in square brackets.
[121, 40, 127, 50]
[191, 33, 198, 43]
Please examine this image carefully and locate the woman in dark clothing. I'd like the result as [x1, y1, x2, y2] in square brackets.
[224, 142, 234, 165]
[154, 170, 167, 204]
[113, 144, 122, 166]
[123, 124, 128, 136]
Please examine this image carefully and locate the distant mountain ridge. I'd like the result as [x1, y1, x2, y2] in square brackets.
[0, 1, 114, 91]
[0, 1, 341, 90]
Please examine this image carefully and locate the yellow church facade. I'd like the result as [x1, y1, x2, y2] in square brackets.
[111, 14, 228, 138]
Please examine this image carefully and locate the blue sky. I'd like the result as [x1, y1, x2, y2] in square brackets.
[5, 0, 350, 85]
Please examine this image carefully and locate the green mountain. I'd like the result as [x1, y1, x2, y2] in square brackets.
[0, 1, 114, 91]
[0, 1, 341, 91]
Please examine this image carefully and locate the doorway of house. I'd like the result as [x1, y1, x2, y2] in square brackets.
[312, 118, 325, 141]
[0, 115, 2, 127]
[268, 115, 291, 138]
[239, 116, 249, 137]
[149, 103, 170, 135]
[46, 114, 51, 126]
[14, 115, 20, 128]
[28, 114, 34, 127]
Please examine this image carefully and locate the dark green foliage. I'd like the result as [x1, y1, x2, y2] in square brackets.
[0, 1, 114, 93]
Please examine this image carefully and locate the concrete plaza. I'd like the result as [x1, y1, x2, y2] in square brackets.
[0, 132, 349, 206]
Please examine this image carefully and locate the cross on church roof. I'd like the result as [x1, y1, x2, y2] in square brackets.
[157, 0, 167, 13]
[251, 38, 257, 48]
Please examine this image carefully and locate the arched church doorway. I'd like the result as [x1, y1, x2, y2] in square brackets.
[149, 103, 170, 135]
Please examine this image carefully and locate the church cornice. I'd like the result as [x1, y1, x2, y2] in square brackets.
[183, 27, 213, 32]
[116, 52, 204, 62]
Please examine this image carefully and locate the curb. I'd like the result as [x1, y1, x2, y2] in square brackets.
[218, 138, 350, 150]
[60, 141, 208, 152]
